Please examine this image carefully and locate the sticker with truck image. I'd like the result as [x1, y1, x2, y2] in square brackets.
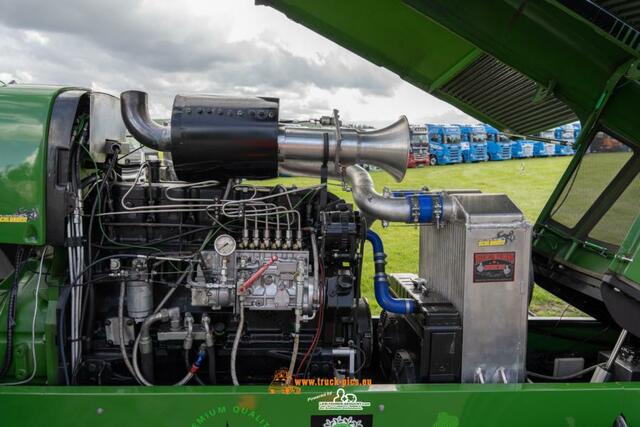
[473, 252, 515, 283]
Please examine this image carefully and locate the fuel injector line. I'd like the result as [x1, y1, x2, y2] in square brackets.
[366, 230, 415, 314]
[238, 255, 278, 294]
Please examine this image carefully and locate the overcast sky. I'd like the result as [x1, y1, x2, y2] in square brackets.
[0, 0, 474, 126]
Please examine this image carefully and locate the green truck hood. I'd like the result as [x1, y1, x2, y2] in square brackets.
[258, 0, 637, 135]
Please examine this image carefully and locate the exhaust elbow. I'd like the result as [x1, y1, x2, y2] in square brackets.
[120, 90, 172, 152]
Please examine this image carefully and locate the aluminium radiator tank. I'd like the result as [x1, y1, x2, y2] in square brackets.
[419, 192, 531, 383]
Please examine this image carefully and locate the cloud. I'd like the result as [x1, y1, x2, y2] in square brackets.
[0, 0, 471, 123]
[0, 0, 396, 98]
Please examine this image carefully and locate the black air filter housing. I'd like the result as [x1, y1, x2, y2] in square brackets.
[170, 95, 279, 181]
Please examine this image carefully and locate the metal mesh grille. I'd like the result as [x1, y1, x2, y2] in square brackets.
[439, 54, 577, 134]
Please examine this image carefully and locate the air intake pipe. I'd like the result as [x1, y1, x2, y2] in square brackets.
[121, 91, 172, 152]
[120, 90, 451, 225]
[344, 164, 454, 224]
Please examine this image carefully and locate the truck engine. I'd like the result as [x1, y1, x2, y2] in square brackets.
[1, 88, 533, 388]
[53, 90, 411, 386]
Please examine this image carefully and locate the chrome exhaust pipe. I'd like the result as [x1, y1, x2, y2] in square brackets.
[278, 116, 411, 183]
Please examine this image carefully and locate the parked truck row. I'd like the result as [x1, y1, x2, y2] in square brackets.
[409, 122, 581, 166]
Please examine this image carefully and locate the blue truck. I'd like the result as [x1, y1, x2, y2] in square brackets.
[458, 124, 488, 162]
[534, 129, 557, 157]
[483, 124, 512, 161]
[553, 124, 576, 156]
[510, 138, 534, 158]
[426, 123, 462, 165]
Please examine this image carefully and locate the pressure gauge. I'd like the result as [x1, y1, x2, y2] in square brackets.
[214, 234, 237, 257]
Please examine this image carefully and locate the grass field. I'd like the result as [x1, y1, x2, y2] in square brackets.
[262, 156, 577, 315]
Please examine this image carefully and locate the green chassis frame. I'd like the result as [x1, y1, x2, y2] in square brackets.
[1, 381, 639, 427]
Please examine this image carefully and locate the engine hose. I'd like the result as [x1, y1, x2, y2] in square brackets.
[366, 230, 414, 314]
[140, 352, 155, 384]
[0, 247, 26, 378]
[184, 349, 204, 385]
[206, 346, 216, 385]
[132, 308, 179, 386]
[287, 320, 300, 385]
[230, 302, 245, 386]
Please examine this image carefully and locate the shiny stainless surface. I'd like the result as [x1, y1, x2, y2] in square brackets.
[89, 92, 127, 162]
[344, 165, 410, 222]
[277, 116, 410, 182]
[419, 193, 531, 383]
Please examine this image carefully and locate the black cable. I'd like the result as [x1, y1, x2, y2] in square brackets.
[0, 247, 26, 377]
[82, 152, 119, 352]
[58, 286, 72, 385]
[117, 145, 143, 161]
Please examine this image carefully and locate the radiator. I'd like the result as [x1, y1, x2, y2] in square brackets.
[419, 193, 531, 383]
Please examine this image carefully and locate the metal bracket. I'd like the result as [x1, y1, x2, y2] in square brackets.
[333, 109, 343, 175]
[532, 79, 556, 103]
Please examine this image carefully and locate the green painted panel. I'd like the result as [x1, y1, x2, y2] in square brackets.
[0, 85, 68, 245]
[403, 0, 631, 122]
[611, 215, 640, 285]
[0, 383, 638, 426]
[0, 256, 55, 384]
